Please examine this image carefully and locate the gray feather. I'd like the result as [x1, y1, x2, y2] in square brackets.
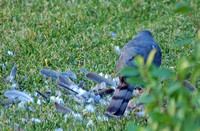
[55, 102, 73, 114]
[40, 69, 58, 80]
[10, 66, 18, 78]
[79, 67, 89, 74]
[86, 72, 114, 86]
[5, 90, 33, 102]
[58, 75, 71, 86]
[56, 78, 78, 95]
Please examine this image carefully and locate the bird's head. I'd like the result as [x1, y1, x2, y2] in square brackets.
[132, 30, 153, 40]
[137, 30, 152, 37]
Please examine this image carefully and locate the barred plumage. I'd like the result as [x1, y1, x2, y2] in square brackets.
[105, 30, 162, 118]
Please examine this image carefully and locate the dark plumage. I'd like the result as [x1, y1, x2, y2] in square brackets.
[105, 30, 162, 118]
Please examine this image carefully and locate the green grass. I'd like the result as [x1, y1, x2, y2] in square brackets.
[0, 0, 200, 130]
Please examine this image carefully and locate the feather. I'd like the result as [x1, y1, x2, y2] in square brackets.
[94, 88, 115, 98]
[79, 67, 89, 74]
[36, 90, 48, 99]
[40, 69, 58, 80]
[4, 90, 33, 102]
[6, 66, 18, 82]
[10, 66, 18, 78]
[78, 81, 85, 88]
[40, 69, 77, 80]
[66, 69, 77, 79]
[58, 75, 71, 86]
[55, 102, 73, 114]
[184, 80, 196, 91]
[2, 98, 14, 106]
[56, 78, 78, 95]
[86, 72, 114, 86]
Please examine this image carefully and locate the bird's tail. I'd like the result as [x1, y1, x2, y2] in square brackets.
[105, 79, 135, 118]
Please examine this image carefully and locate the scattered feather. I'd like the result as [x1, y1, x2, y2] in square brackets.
[11, 83, 18, 89]
[8, 51, 14, 56]
[184, 80, 196, 91]
[90, 93, 101, 102]
[5, 90, 33, 102]
[112, 77, 119, 86]
[56, 79, 78, 95]
[30, 118, 41, 124]
[18, 101, 26, 109]
[71, 112, 83, 120]
[37, 99, 42, 105]
[97, 115, 108, 121]
[66, 69, 77, 79]
[73, 95, 85, 104]
[50, 96, 64, 104]
[136, 112, 145, 117]
[86, 72, 114, 86]
[94, 88, 115, 98]
[36, 90, 48, 99]
[55, 89, 62, 97]
[10, 66, 17, 78]
[86, 120, 94, 127]
[58, 75, 71, 86]
[114, 46, 121, 55]
[79, 67, 88, 74]
[55, 128, 63, 131]
[110, 31, 117, 38]
[23, 76, 28, 81]
[40, 69, 58, 80]
[6, 66, 17, 82]
[1, 110, 4, 117]
[87, 98, 95, 104]
[55, 102, 73, 114]
[78, 81, 85, 88]
[99, 72, 104, 77]
[2, 97, 14, 106]
[99, 82, 107, 89]
[132, 90, 140, 96]
[59, 72, 70, 79]
[85, 104, 95, 113]
[21, 118, 27, 124]
[99, 99, 108, 106]
[14, 123, 23, 131]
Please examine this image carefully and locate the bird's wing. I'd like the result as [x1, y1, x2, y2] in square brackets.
[116, 43, 161, 75]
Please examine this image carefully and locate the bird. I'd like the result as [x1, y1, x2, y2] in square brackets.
[105, 30, 162, 118]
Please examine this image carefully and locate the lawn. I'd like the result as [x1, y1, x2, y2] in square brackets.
[0, 0, 200, 130]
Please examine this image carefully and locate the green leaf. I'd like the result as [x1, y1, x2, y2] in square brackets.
[146, 49, 157, 69]
[149, 112, 171, 124]
[173, 39, 192, 46]
[153, 68, 175, 80]
[119, 67, 140, 77]
[134, 55, 144, 67]
[177, 57, 190, 80]
[194, 42, 200, 60]
[127, 122, 139, 131]
[138, 94, 155, 104]
[167, 82, 181, 95]
[190, 66, 200, 85]
[126, 77, 145, 85]
[167, 98, 176, 117]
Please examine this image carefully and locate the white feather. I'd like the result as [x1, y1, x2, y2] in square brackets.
[4, 90, 33, 102]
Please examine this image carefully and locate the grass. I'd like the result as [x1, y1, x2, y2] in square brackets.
[0, 0, 200, 130]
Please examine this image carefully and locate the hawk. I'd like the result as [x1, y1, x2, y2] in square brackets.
[105, 30, 162, 117]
